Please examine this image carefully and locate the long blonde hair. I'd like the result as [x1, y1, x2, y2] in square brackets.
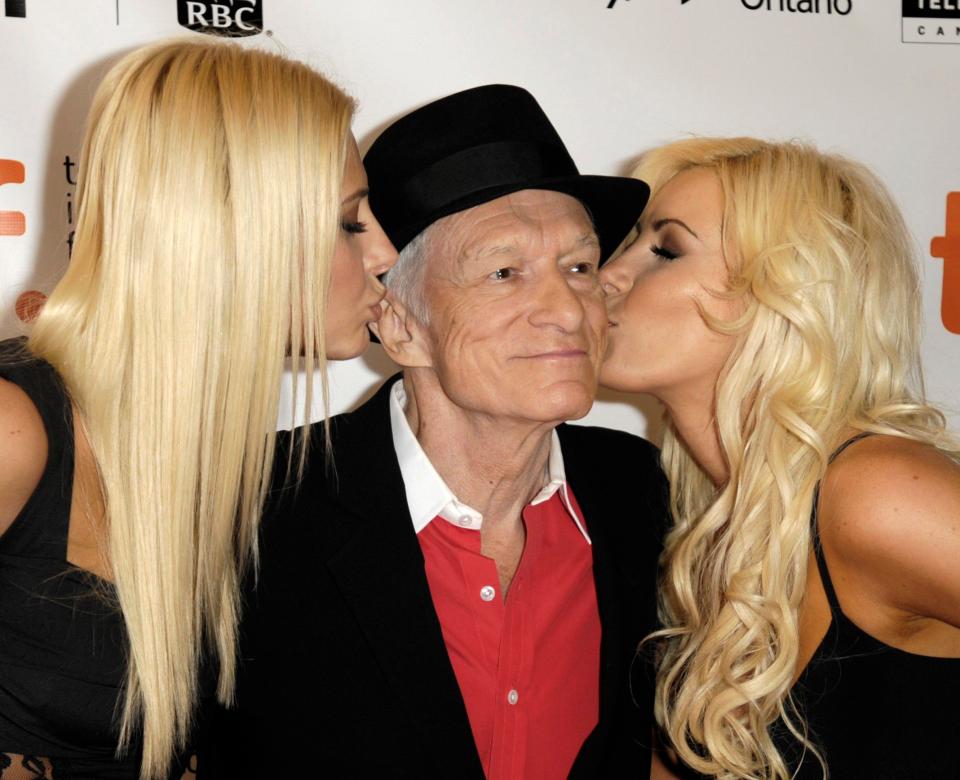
[643, 138, 959, 779]
[28, 40, 353, 778]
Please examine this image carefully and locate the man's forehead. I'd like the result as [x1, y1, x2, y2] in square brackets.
[469, 232, 599, 263]
[443, 190, 597, 255]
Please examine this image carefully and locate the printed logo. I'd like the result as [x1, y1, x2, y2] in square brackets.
[3, 0, 25, 18]
[608, 0, 851, 14]
[608, 0, 691, 7]
[903, 0, 960, 43]
[931, 193, 960, 334]
[15, 291, 45, 324]
[740, 0, 851, 13]
[63, 155, 77, 257]
[0, 159, 26, 236]
[0, 158, 43, 323]
[178, 0, 262, 37]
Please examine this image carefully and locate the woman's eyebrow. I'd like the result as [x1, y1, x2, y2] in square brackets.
[652, 217, 700, 241]
[341, 187, 369, 206]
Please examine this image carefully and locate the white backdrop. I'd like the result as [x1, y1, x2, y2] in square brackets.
[1, 0, 957, 439]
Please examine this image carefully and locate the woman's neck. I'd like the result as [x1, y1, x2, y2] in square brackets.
[661, 385, 729, 487]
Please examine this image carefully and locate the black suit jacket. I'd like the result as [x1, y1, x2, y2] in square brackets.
[202, 377, 668, 778]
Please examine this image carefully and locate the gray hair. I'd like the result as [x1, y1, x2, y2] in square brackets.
[382, 223, 435, 325]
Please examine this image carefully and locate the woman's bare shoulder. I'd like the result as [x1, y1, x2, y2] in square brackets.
[821, 434, 960, 627]
[0, 377, 48, 537]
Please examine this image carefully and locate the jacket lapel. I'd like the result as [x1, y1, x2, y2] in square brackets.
[558, 424, 628, 746]
[319, 377, 484, 779]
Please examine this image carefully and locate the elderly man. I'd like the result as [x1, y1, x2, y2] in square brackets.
[210, 85, 669, 779]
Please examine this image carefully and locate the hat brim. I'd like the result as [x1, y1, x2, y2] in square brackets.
[387, 174, 649, 265]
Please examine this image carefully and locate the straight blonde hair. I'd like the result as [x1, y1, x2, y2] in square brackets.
[640, 138, 959, 779]
[28, 40, 353, 778]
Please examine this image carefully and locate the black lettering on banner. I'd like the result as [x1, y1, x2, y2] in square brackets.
[63, 156, 76, 257]
[608, 0, 690, 9]
[742, 0, 852, 13]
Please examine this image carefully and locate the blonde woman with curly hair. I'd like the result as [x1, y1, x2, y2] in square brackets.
[599, 137, 960, 779]
[0, 41, 395, 779]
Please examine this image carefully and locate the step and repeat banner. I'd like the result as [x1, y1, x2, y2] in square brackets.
[1, 0, 957, 436]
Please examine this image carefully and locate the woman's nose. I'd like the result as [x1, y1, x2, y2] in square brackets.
[365, 217, 398, 277]
[599, 257, 628, 296]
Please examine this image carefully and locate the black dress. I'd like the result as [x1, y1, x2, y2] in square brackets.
[671, 435, 960, 779]
[773, 434, 960, 778]
[0, 339, 194, 780]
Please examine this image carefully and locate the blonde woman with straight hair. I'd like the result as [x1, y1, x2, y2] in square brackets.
[0, 40, 396, 779]
[599, 137, 960, 779]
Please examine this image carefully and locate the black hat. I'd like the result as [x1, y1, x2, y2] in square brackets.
[363, 84, 649, 263]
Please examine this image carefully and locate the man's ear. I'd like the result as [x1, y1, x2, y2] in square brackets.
[372, 295, 433, 368]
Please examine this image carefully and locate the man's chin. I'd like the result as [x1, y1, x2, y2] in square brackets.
[519, 380, 596, 423]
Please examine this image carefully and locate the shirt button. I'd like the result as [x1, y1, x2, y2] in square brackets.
[507, 689, 519, 705]
[480, 585, 496, 602]
[458, 516, 472, 527]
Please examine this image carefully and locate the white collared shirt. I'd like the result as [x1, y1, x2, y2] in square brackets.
[388, 379, 591, 544]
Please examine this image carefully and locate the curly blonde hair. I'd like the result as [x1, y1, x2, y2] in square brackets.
[642, 138, 958, 779]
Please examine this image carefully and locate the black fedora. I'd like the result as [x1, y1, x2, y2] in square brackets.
[363, 84, 649, 263]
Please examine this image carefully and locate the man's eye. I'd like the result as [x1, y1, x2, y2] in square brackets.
[490, 268, 513, 281]
[570, 262, 596, 275]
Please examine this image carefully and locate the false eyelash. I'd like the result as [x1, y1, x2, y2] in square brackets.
[651, 244, 678, 261]
[341, 221, 367, 234]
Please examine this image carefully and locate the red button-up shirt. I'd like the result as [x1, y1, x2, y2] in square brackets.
[418, 490, 601, 779]
[389, 381, 602, 780]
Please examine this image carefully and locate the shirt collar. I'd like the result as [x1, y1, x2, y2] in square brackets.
[388, 379, 591, 544]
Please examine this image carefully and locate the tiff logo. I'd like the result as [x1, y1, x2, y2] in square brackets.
[15, 290, 45, 324]
[0, 158, 44, 324]
[931, 193, 960, 334]
[0, 159, 25, 236]
[3, 0, 25, 17]
[178, 0, 262, 36]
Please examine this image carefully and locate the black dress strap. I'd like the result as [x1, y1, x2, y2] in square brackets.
[826, 432, 875, 465]
[810, 432, 876, 615]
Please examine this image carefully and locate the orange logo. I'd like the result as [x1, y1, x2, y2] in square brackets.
[0, 158, 43, 322]
[0, 158, 26, 236]
[15, 291, 45, 324]
[931, 192, 960, 335]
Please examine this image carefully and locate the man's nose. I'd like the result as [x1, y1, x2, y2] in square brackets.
[528, 270, 589, 332]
